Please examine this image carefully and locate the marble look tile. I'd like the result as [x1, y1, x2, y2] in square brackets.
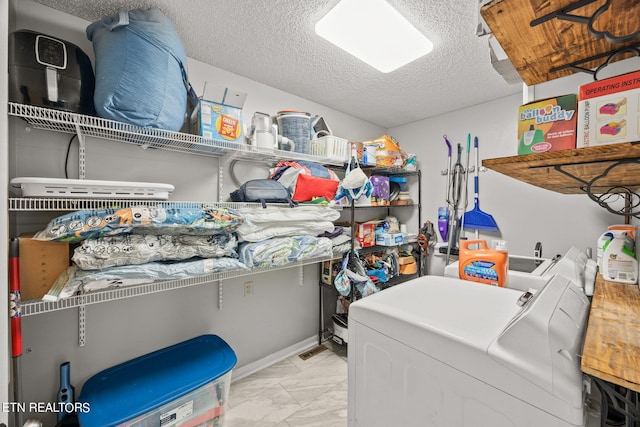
[229, 360, 302, 408]
[226, 384, 301, 427]
[282, 380, 348, 427]
[227, 344, 348, 427]
[279, 355, 348, 406]
[288, 348, 332, 370]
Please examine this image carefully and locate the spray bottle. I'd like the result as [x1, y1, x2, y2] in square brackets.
[437, 207, 449, 242]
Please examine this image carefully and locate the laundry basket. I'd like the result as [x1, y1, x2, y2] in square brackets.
[78, 335, 236, 427]
[311, 136, 349, 161]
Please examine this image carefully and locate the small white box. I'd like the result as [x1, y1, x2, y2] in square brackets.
[376, 233, 404, 246]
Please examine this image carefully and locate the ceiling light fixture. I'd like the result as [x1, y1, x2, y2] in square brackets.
[314, 0, 433, 73]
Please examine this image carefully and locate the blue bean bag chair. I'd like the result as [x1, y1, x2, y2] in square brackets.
[87, 8, 188, 131]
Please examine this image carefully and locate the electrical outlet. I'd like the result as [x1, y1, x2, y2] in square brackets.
[244, 281, 254, 296]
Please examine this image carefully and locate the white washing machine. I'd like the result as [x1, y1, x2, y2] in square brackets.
[347, 274, 591, 427]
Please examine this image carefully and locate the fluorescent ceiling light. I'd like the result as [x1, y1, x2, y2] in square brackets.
[315, 0, 433, 73]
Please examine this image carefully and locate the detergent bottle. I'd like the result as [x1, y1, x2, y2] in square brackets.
[596, 225, 636, 270]
[601, 232, 638, 284]
[458, 239, 508, 287]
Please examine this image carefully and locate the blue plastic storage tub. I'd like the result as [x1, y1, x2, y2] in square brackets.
[78, 335, 237, 427]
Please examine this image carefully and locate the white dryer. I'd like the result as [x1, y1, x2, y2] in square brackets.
[348, 274, 590, 427]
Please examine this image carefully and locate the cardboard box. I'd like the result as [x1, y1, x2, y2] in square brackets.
[518, 94, 577, 154]
[577, 70, 640, 148]
[193, 86, 246, 143]
[398, 255, 416, 265]
[321, 259, 343, 285]
[376, 233, 404, 246]
[356, 221, 380, 248]
[370, 176, 390, 206]
[19, 235, 69, 300]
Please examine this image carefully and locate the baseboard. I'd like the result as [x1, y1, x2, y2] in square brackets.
[231, 335, 318, 382]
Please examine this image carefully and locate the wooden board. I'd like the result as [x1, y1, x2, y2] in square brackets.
[481, 0, 640, 86]
[482, 142, 640, 194]
[581, 275, 640, 392]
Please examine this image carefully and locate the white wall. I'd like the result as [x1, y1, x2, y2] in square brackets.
[9, 2, 385, 425]
[390, 91, 621, 275]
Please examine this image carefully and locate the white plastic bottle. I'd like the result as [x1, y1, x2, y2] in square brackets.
[601, 232, 638, 284]
[596, 225, 637, 270]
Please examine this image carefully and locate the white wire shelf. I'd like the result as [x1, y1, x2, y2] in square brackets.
[20, 254, 332, 317]
[9, 197, 341, 212]
[8, 102, 345, 166]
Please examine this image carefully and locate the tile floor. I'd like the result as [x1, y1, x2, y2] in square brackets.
[225, 341, 606, 427]
[225, 342, 348, 427]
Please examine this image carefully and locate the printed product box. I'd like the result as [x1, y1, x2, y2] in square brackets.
[321, 259, 343, 285]
[518, 94, 577, 154]
[577, 70, 640, 148]
[376, 233, 404, 246]
[19, 234, 69, 300]
[193, 86, 246, 143]
[356, 220, 380, 248]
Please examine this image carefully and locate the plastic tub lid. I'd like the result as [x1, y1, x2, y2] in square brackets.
[78, 334, 237, 427]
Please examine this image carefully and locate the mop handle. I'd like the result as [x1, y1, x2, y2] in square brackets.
[9, 238, 21, 357]
[10, 238, 24, 427]
[474, 136, 480, 197]
[444, 135, 453, 203]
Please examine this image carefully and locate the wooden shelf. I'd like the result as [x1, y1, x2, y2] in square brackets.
[581, 274, 640, 393]
[481, 0, 640, 85]
[482, 142, 640, 194]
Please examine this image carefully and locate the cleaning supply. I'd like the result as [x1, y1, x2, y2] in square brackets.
[437, 206, 449, 242]
[463, 136, 499, 235]
[458, 239, 508, 287]
[596, 225, 636, 270]
[601, 232, 638, 284]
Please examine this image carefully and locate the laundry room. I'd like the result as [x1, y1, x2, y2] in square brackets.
[1, 0, 639, 426]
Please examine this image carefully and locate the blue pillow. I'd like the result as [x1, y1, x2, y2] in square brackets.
[87, 8, 188, 131]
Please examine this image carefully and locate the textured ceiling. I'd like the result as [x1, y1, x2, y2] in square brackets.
[33, 0, 522, 128]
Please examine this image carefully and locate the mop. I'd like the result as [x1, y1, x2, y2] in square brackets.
[443, 136, 469, 264]
[463, 136, 499, 237]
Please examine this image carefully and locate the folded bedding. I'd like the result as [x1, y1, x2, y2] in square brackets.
[237, 206, 339, 242]
[72, 233, 238, 270]
[46, 257, 249, 301]
[239, 236, 332, 268]
[329, 234, 352, 255]
[36, 205, 244, 242]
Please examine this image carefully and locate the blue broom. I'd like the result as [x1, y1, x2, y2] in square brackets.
[463, 136, 499, 234]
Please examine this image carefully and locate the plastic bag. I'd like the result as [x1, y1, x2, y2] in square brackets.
[334, 251, 379, 297]
[87, 8, 190, 130]
[335, 156, 372, 203]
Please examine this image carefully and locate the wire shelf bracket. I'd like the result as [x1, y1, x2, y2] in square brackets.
[530, 0, 640, 45]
